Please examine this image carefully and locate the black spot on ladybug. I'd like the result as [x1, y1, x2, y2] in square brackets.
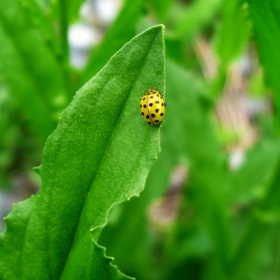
[149, 103, 153, 107]
[160, 113, 164, 116]
[140, 104, 142, 107]
[144, 105, 147, 108]
[151, 114, 155, 118]
[148, 122, 151, 124]
[156, 101, 160, 104]
[155, 109, 160, 113]
[146, 115, 149, 119]
[143, 97, 146, 101]
[155, 120, 159, 123]
[141, 112, 144, 116]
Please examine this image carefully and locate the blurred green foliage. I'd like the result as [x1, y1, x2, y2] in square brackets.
[1, 0, 280, 279]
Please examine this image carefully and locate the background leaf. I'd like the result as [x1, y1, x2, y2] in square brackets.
[172, 0, 223, 40]
[213, 0, 250, 68]
[80, 0, 145, 86]
[0, 0, 67, 141]
[248, 0, 280, 130]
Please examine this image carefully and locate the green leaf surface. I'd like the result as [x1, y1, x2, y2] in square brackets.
[208, 0, 251, 100]
[227, 138, 280, 204]
[249, 0, 280, 130]
[80, 0, 145, 86]
[213, 0, 250, 67]
[0, 82, 19, 188]
[64, 0, 84, 23]
[0, 25, 165, 279]
[0, 0, 67, 141]
[146, 0, 173, 21]
[163, 60, 231, 276]
[17, 0, 61, 57]
[230, 154, 280, 280]
[172, 0, 223, 40]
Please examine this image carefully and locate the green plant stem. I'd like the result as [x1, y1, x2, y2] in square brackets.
[58, 0, 72, 100]
[58, 0, 68, 59]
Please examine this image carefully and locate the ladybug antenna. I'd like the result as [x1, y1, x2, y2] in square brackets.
[138, 83, 148, 91]
[155, 82, 161, 89]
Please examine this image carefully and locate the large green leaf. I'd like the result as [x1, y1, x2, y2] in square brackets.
[0, 25, 165, 279]
[249, 0, 280, 130]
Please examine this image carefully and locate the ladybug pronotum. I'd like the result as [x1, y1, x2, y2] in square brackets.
[139, 89, 166, 126]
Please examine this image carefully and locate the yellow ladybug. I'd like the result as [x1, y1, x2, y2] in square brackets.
[139, 89, 166, 126]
